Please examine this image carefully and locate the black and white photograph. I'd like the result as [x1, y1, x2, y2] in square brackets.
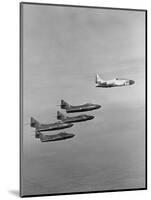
[20, 2, 147, 197]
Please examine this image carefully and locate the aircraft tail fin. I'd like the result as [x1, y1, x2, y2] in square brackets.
[61, 100, 71, 109]
[96, 74, 105, 83]
[57, 111, 66, 120]
[30, 117, 40, 128]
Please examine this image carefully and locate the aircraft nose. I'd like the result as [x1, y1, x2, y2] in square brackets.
[89, 115, 95, 120]
[68, 123, 73, 127]
[96, 104, 101, 109]
[129, 80, 135, 85]
[69, 133, 75, 138]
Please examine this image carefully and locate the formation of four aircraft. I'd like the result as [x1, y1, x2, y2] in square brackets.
[31, 74, 135, 142]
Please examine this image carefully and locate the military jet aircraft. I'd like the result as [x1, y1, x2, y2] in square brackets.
[60, 100, 101, 113]
[39, 132, 75, 142]
[57, 111, 94, 123]
[30, 117, 73, 132]
[95, 74, 135, 88]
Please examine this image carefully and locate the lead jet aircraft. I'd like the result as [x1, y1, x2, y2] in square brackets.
[60, 100, 101, 113]
[95, 74, 135, 88]
[57, 111, 94, 123]
[39, 132, 75, 142]
[30, 117, 73, 133]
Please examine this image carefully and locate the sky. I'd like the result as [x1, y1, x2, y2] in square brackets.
[21, 4, 146, 196]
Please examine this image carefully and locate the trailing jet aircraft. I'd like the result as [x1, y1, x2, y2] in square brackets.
[60, 100, 101, 113]
[57, 111, 94, 123]
[30, 117, 73, 132]
[95, 74, 135, 88]
[39, 132, 75, 142]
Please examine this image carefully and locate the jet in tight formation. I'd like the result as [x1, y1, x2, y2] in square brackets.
[57, 111, 94, 123]
[95, 74, 135, 88]
[60, 100, 101, 113]
[30, 117, 73, 132]
[37, 132, 75, 142]
[30, 99, 101, 142]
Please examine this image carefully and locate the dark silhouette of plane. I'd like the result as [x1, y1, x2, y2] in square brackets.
[30, 117, 73, 132]
[57, 111, 94, 123]
[60, 100, 101, 113]
[39, 132, 75, 142]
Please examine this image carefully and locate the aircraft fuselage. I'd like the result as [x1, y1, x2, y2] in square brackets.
[36, 122, 73, 132]
[39, 132, 75, 142]
[61, 115, 94, 123]
[96, 79, 135, 88]
[64, 104, 101, 113]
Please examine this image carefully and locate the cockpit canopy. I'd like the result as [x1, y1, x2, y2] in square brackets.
[85, 103, 93, 105]
[115, 78, 128, 80]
